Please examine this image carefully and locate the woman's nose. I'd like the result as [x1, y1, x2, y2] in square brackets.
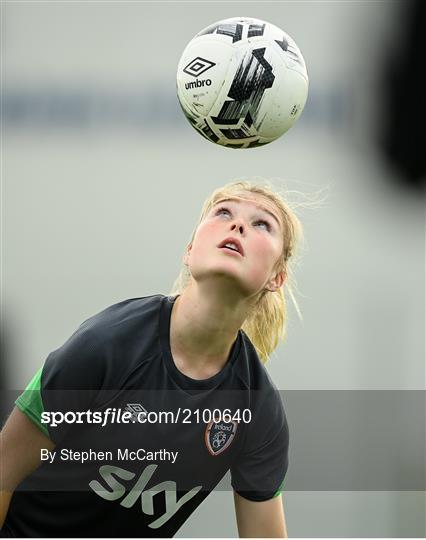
[231, 221, 245, 235]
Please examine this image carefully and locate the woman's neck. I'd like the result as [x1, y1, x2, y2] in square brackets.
[169, 281, 253, 377]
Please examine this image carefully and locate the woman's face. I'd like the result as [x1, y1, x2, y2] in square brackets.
[185, 195, 285, 298]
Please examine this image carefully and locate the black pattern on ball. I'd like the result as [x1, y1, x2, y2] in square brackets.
[210, 47, 274, 136]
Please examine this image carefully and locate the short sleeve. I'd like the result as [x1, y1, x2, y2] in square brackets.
[230, 386, 289, 501]
[15, 323, 105, 444]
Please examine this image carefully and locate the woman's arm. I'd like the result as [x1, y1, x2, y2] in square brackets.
[233, 491, 288, 538]
[0, 407, 55, 528]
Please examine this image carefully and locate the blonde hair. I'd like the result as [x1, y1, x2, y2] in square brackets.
[171, 179, 305, 363]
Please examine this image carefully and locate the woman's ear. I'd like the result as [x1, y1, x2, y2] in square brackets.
[183, 243, 192, 266]
[265, 270, 286, 292]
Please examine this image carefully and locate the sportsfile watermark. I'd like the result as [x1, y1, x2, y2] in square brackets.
[40, 406, 252, 428]
[2, 390, 424, 491]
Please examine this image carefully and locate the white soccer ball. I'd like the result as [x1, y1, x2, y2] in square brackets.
[176, 17, 309, 148]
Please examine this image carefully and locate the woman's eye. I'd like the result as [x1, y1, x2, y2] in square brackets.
[216, 207, 231, 217]
[254, 220, 271, 231]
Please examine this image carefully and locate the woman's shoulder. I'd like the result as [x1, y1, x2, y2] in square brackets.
[47, 294, 165, 363]
[237, 331, 279, 393]
[42, 295, 166, 386]
[235, 332, 286, 430]
[78, 294, 165, 338]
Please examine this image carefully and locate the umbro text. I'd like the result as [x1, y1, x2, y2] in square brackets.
[185, 79, 212, 89]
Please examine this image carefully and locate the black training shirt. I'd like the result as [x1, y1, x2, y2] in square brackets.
[2, 295, 289, 537]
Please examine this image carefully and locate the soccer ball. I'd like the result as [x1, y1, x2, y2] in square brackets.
[176, 17, 309, 149]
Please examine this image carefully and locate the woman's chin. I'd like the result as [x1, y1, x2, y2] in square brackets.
[191, 270, 258, 298]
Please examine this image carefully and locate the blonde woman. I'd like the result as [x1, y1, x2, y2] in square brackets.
[1, 180, 303, 538]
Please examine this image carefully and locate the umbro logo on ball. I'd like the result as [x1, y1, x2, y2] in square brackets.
[183, 57, 216, 78]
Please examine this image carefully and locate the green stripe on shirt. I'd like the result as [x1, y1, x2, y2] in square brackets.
[273, 478, 285, 497]
[15, 366, 49, 437]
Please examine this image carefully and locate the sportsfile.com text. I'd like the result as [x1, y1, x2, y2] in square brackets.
[40, 408, 253, 427]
